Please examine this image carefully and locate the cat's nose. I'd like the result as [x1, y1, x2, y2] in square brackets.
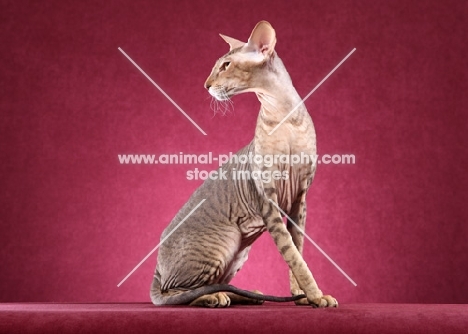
[204, 78, 212, 90]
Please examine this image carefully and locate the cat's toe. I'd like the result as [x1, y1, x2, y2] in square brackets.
[216, 292, 231, 307]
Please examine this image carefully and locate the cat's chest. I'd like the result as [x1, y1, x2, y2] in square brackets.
[254, 125, 316, 157]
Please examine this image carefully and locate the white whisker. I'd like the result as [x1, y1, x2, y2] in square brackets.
[208, 87, 234, 116]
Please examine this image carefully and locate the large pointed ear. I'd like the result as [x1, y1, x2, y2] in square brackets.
[219, 34, 246, 51]
[247, 21, 276, 57]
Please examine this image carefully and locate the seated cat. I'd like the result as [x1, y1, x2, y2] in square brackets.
[150, 21, 337, 308]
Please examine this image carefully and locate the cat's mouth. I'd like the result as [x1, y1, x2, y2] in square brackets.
[209, 87, 235, 101]
[210, 87, 250, 101]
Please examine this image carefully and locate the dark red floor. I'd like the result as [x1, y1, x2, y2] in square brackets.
[1, 303, 467, 333]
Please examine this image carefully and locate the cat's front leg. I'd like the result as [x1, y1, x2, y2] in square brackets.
[287, 195, 309, 305]
[262, 198, 337, 308]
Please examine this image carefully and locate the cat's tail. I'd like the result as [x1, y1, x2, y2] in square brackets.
[150, 274, 306, 305]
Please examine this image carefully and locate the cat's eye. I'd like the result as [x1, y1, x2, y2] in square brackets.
[220, 61, 231, 71]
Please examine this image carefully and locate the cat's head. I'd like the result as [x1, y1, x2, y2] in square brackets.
[204, 21, 277, 101]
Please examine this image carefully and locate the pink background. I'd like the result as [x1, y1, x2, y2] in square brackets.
[1, 0, 467, 303]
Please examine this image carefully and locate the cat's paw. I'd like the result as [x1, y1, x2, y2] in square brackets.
[309, 295, 338, 308]
[190, 292, 231, 308]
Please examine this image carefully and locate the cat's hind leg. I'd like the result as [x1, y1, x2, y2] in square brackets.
[150, 272, 192, 305]
[189, 246, 264, 306]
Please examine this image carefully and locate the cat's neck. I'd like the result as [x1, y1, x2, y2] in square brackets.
[254, 55, 314, 144]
